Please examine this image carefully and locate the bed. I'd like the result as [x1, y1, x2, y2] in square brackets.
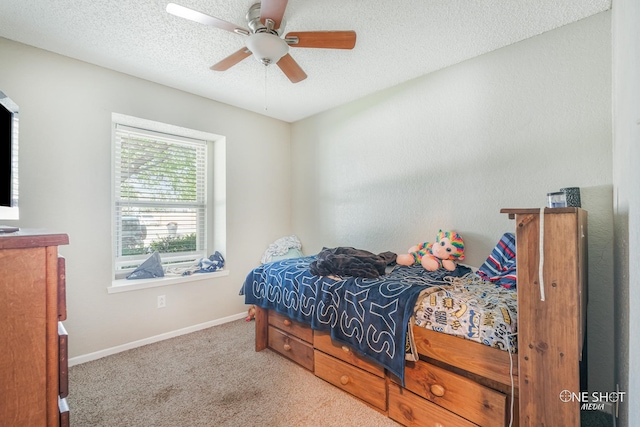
[241, 208, 587, 426]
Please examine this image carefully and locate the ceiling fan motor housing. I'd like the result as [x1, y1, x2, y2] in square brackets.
[246, 3, 285, 35]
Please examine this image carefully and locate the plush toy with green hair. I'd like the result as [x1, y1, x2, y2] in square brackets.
[396, 230, 465, 271]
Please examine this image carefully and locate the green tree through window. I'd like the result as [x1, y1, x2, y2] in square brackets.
[114, 124, 207, 275]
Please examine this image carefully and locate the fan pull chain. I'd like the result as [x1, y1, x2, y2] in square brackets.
[264, 65, 268, 111]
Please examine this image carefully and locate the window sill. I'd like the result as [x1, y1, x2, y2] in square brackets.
[108, 269, 230, 294]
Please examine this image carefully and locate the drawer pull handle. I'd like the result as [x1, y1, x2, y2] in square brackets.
[283, 343, 292, 351]
[341, 345, 350, 353]
[283, 319, 292, 326]
[430, 384, 445, 397]
[340, 375, 350, 386]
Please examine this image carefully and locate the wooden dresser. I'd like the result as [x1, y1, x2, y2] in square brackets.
[0, 230, 70, 427]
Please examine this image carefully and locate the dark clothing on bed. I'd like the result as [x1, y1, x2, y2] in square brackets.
[309, 247, 397, 278]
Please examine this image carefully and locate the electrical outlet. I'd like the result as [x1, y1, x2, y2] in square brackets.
[157, 295, 166, 308]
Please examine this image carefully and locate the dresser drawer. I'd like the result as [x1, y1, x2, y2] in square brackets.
[389, 382, 476, 427]
[268, 311, 313, 343]
[403, 359, 506, 426]
[313, 330, 384, 377]
[268, 325, 314, 371]
[314, 350, 387, 411]
[59, 396, 70, 427]
[58, 322, 69, 398]
[57, 256, 67, 321]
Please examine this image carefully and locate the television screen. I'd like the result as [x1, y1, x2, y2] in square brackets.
[0, 91, 19, 221]
[1, 102, 11, 206]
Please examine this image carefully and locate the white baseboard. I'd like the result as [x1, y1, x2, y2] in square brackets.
[68, 312, 247, 367]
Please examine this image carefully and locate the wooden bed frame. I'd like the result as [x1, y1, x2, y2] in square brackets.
[253, 208, 587, 426]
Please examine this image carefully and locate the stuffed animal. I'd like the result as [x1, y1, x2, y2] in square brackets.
[396, 230, 465, 271]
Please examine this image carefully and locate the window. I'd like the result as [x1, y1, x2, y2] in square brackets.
[113, 123, 209, 278]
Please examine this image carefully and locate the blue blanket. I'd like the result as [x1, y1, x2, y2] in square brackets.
[240, 255, 471, 383]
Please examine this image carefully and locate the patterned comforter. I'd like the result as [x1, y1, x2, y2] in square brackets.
[240, 255, 471, 384]
[413, 274, 518, 352]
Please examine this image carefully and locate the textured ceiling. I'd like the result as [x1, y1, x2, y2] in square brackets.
[0, 0, 610, 123]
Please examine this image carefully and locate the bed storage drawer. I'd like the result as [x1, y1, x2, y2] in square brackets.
[389, 382, 476, 427]
[314, 350, 387, 411]
[313, 330, 384, 378]
[268, 311, 313, 343]
[403, 359, 506, 426]
[268, 325, 314, 370]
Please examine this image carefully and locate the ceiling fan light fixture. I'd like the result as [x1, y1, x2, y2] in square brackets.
[245, 32, 289, 66]
[166, 1, 355, 83]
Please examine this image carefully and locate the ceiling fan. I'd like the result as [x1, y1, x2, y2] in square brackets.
[166, 0, 356, 83]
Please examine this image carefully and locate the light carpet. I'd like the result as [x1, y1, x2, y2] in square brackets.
[68, 319, 399, 426]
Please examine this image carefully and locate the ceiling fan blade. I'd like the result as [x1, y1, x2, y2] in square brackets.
[285, 31, 356, 49]
[210, 48, 252, 71]
[259, 0, 288, 29]
[277, 54, 307, 83]
[166, 3, 250, 35]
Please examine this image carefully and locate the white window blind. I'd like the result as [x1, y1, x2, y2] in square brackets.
[114, 124, 208, 275]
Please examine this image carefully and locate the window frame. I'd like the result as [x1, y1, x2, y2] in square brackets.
[110, 114, 225, 284]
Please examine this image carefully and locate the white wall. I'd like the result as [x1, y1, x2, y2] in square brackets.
[291, 13, 614, 393]
[0, 37, 292, 358]
[612, 0, 640, 424]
